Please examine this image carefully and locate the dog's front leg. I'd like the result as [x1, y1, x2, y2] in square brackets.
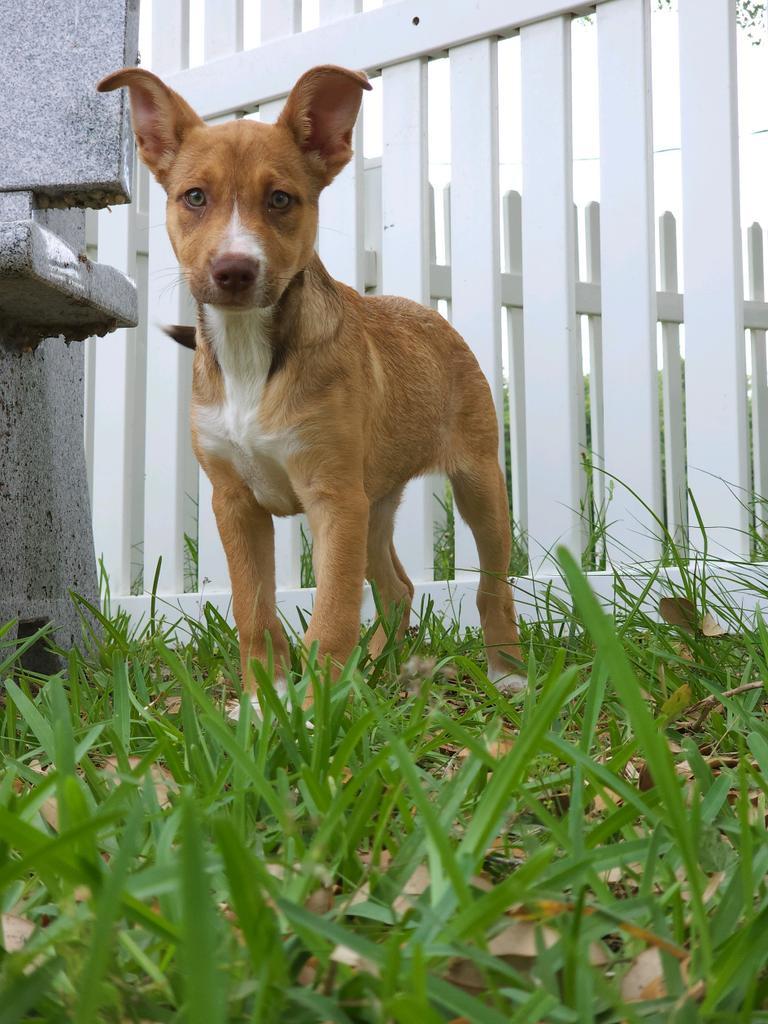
[207, 470, 290, 694]
[301, 487, 369, 677]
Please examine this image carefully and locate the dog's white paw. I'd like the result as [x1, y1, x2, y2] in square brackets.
[227, 679, 315, 728]
[226, 678, 288, 722]
[488, 668, 527, 695]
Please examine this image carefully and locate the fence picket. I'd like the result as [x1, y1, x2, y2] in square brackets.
[259, 0, 305, 590]
[203, 0, 242, 60]
[597, 0, 661, 563]
[83, 211, 99, 504]
[748, 223, 768, 526]
[449, 38, 504, 578]
[91, 203, 136, 595]
[192, 0, 246, 596]
[318, 0, 366, 291]
[520, 16, 581, 566]
[584, 201, 605, 520]
[504, 191, 527, 541]
[679, 0, 749, 556]
[143, 0, 194, 595]
[381, 44, 434, 582]
[659, 211, 687, 546]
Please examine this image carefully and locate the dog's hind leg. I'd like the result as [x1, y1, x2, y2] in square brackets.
[449, 460, 525, 691]
[366, 490, 414, 658]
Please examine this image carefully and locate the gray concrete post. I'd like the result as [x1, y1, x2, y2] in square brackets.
[0, 0, 140, 669]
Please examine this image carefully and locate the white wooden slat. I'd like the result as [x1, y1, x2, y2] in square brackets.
[131, 167, 150, 593]
[143, 1, 193, 595]
[381, 52, 434, 583]
[427, 184, 449, 550]
[153, 0, 190, 73]
[520, 16, 581, 564]
[442, 184, 452, 320]
[90, 203, 136, 595]
[584, 201, 605, 518]
[597, 0, 661, 563]
[364, 158, 382, 294]
[504, 191, 527, 539]
[428, 184, 438, 310]
[748, 224, 768, 517]
[318, 0, 366, 291]
[573, 202, 587, 514]
[679, 0, 749, 556]
[168, 0, 615, 120]
[261, 0, 301, 47]
[659, 212, 687, 546]
[203, 0, 243, 60]
[260, 0, 305, 590]
[193, 9, 245, 595]
[83, 211, 99, 504]
[450, 37, 504, 577]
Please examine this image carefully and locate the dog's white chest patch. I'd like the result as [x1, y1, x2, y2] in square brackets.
[195, 307, 300, 515]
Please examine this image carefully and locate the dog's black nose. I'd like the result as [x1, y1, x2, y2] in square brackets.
[211, 255, 258, 292]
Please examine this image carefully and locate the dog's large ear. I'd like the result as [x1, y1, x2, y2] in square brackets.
[277, 65, 371, 186]
[97, 68, 204, 183]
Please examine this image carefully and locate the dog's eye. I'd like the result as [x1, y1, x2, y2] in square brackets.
[183, 188, 206, 208]
[269, 190, 292, 210]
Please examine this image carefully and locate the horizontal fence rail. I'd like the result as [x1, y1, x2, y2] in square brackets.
[83, 0, 768, 631]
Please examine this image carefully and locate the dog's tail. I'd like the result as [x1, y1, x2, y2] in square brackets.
[163, 324, 196, 350]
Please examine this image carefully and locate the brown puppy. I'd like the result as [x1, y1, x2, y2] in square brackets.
[98, 64, 524, 702]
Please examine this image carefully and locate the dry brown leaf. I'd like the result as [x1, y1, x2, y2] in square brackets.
[447, 922, 606, 993]
[620, 947, 678, 1002]
[100, 756, 176, 809]
[330, 944, 380, 976]
[225, 699, 243, 721]
[297, 955, 319, 987]
[487, 737, 515, 759]
[39, 795, 59, 831]
[393, 863, 431, 916]
[659, 597, 697, 632]
[1, 913, 34, 952]
[306, 887, 334, 914]
[599, 862, 644, 884]
[702, 871, 725, 903]
[701, 613, 727, 637]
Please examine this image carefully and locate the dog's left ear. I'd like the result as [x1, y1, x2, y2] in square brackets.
[278, 65, 371, 186]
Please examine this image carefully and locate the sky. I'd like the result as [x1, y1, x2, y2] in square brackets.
[139, 1, 768, 290]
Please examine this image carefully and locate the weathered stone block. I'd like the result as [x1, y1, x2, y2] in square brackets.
[0, 333, 99, 669]
[0, 0, 140, 207]
[0, 213, 138, 351]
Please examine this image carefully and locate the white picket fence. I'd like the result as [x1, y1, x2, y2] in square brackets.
[83, 0, 768, 629]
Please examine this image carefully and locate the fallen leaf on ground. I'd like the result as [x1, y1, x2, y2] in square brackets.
[620, 948, 691, 1002]
[447, 921, 607, 993]
[100, 756, 176, 809]
[701, 612, 727, 637]
[658, 597, 728, 638]
[330, 944, 379, 976]
[659, 597, 697, 632]
[306, 887, 334, 914]
[1, 914, 34, 952]
[393, 864, 431, 916]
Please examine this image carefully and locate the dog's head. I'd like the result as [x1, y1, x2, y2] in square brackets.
[98, 65, 370, 310]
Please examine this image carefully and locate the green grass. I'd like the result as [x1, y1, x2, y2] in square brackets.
[2, 551, 768, 1022]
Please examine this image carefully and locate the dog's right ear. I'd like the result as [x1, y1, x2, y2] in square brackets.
[98, 68, 204, 182]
